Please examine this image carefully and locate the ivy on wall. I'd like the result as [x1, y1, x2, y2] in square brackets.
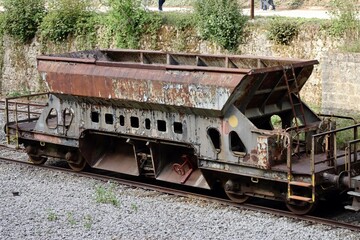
[3, 0, 45, 43]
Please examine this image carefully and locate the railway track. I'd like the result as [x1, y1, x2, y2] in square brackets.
[0, 144, 359, 232]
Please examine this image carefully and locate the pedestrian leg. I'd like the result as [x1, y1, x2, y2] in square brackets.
[159, 0, 166, 11]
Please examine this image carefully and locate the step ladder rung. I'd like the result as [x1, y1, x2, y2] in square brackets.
[143, 166, 154, 171]
[143, 173, 155, 177]
[344, 205, 360, 211]
[289, 181, 312, 188]
[137, 153, 151, 158]
[288, 195, 312, 202]
[347, 191, 360, 197]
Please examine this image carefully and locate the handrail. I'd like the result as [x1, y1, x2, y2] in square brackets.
[4, 92, 49, 100]
[345, 139, 360, 187]
[311, 123, 360, 177]
[317, 113, 357, 124]
[312, 123, 360, 138]
[4, 93, 49, 146]
[5, 98, 9, 144]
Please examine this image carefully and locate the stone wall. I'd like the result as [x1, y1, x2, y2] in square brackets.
[322, 52, 360, 114]
[0, 24, 352, 115]
[1, 36, 42, 95]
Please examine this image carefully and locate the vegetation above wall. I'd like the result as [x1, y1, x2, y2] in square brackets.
[2, 0, 45, 43]
[194, 0, 247, 51]
[0, 0, 358, 53]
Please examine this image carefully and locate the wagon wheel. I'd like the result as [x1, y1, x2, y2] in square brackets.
[68, 157, 88, 172]
[285, 200, 318, 215]
[173, 163, 185, 176]
[28, 155, 47, 165]
[225, 190, 249, 204]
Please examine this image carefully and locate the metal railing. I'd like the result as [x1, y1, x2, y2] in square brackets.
[4, 93, 48, 147]
[284, 122, 360, 202]
[311, 122, 360, 183]
[345, 138, 360, 187]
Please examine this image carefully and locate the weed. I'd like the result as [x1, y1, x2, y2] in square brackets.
[6, 87, 31, 98]
[7, 91, 22, 98]
[332, 117, 359, 149]
[340, 41, 360, 53]
[84, 214, 93, 230]
[131, 203, 138, 212]
[95, 184, 119, 207]
[67, 212, 77, 225]
[270, 115, 282, 129]
[47, 210, 58, 221]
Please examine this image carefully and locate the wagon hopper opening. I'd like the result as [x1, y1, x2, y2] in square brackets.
[5, 49, 360, 214]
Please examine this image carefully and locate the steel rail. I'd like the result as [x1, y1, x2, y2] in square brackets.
[0, 145, 359, 232]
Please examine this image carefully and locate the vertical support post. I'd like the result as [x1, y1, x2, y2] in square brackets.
[5, 98, 9, 144]
[311, 136, 316, 202]
[345, 146, 350, 172]
[27, 96, 30, 121]
[250, 0, 254, 19]
[287, 135, 292, 199]
[354, 126, 358, 162]
[311, 137, 315, 177]
[15, 102, 19, 149]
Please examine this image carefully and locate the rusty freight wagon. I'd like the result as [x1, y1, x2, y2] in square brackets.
[5, 49, 360, 214]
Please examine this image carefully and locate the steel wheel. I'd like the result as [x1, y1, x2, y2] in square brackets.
[28, 155, 47, 165]
[285, 200, 317, 215]
[225, 190, 249, 204]
[68, 157, 88, 172]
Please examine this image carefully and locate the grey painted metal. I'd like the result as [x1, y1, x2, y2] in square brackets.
[6, 49, 360, 212]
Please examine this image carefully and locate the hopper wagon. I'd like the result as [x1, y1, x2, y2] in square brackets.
[5, 49, 360, 214]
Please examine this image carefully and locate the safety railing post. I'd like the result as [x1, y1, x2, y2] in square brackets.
[333, 132, 337, 169]
[27, 96, 30, 121]
[354, 126, 358, 162]
[5, 98, 9, 144]
[287, 133, 292, 200]
[311, 136, 315, 201]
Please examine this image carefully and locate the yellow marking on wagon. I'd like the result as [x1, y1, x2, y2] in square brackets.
[229, 115, 238, 128]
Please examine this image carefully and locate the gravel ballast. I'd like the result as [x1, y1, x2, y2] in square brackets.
[0, 161, 360, 240]
[1, 111, 360, 239]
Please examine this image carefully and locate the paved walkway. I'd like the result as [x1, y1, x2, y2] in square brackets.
[1, 4, 331, 20]
[148, 6, 331, 19]
[242, 8, 331, 19]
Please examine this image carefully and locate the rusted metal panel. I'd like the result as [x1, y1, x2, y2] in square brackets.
[255, 136, 271, 169]
[38, 61, 242, 116]
[33, 133, 62, 144]
[37, 50, 318, 117]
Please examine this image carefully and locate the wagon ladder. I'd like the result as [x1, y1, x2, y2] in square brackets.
[283, 65, 307, 129]
[283, 65, 315, 204]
